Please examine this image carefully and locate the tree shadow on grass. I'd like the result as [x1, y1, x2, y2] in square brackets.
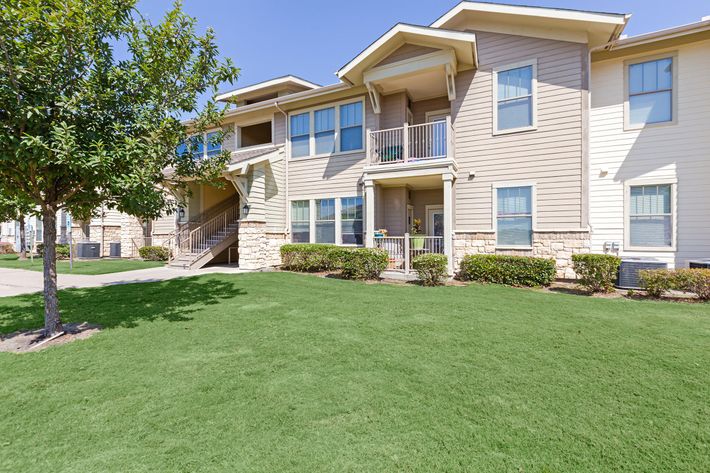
[0, 275, 245, 335]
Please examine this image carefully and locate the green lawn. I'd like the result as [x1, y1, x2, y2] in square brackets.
[0, 254, 164, 274]
[0, 273, 708, 472]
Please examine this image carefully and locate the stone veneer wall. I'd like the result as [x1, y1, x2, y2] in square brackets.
[237, 221, 287, 270]
[119, 215, 145, 258]
[453, 231, 591, 279]
[89, 225, 122, 256]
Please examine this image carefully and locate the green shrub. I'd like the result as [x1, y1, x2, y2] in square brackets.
[641, 268, 710, 300]
[639, 269, 674, 298]
[572, 254, 621, 293]
[280, 244, 340, 272]
[36, 243, 70, 259]
[458, 254, 556, 287]
[412, 253, 448, 286]
[138, 245, 170, 261]
[0, 242, 15, 254]
[340, 248, 388, 280]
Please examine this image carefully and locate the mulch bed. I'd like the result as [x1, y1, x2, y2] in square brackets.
[0, 322, 101, 354]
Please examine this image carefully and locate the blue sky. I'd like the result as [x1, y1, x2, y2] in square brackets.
[136, 0, 708, 99]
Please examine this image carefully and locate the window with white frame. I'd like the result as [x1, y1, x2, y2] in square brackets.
[629, 184, 673, 248]
[628, 57, 673, 126]
[341, 197, 363, 245]
[494, 63, 535, 132]
[289, 100, 364, 158]
[496, 186, 533, 247]
[176, 132, 222, 160]
[315, 199, 336, 243]
[291, 200, 310, 243]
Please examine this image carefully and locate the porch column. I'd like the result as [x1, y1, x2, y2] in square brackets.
[365, 180, 375, 248]
[443, 173, 454, 275]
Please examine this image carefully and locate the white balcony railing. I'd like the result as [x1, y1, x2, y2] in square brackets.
[368, 117, 454, 165]
[374, 234, 445, 273]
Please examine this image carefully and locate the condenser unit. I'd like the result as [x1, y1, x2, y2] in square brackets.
[77, 241, 101, 259]
[109, 242, 121, 258]
[689, 259, 710, 269]
[617, 258, 668, 289]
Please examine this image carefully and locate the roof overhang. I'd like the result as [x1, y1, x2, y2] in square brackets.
[431, 1, 630, 48]
[215, 75, 321, 103]
[337, 24, 478, 86]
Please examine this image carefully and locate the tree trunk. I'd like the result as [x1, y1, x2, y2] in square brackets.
[42, 208, 62, 336]
[18, 215, 27, 260]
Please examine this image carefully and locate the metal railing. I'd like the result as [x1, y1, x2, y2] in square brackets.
[368, 117, 453, 165]
[129, 236, 154, 258]
[168, 202, 240, 265]
[374, 234, 445, 273]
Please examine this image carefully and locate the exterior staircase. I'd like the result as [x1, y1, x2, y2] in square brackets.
[166, 199, 241, 270]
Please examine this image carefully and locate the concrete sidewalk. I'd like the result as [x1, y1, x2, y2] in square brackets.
[0, 265, 248, 297]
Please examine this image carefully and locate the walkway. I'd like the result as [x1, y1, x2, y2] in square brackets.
[0, 265, 248, 297]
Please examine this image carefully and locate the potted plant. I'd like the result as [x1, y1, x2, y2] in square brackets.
[410, 218, 424, 250]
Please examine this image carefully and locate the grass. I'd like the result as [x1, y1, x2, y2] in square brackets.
[0, 253, 164, 275]
[0, 272, 708, 472]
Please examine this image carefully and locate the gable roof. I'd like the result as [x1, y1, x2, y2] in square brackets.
[215, 75, 321, 103]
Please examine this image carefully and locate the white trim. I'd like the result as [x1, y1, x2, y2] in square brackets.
[337, 24, 477, 79]
[492, 181, 537, 250]
[287, 97, 366, 160]
[363, 49, 457, 83]
[425, 109, 451, 122]
[289, 196, 364, 246]
[236, 119, 274, 150]
[623, 52, 678, 131]
[492, 59, 538, 136]
[431, 2, 628, 29]
[215, 75, 320, 102]
[602, 19, 710, 51]
[623, 179, 678, 252]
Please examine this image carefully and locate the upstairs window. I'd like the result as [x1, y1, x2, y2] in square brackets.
[206, 132, 222, 158]
[314, 108, 336, 155]
[290, 113, 310, 158]
[629, 184, 673, 248]
[496, 185, 533, 247]
[339, 102, 363, 152]
[176, 132, 221, 160]
[628, 57, 673, 126]
[494, 62, 535, 133]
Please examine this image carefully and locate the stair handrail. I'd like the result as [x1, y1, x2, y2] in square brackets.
[177, 202, 241, 262]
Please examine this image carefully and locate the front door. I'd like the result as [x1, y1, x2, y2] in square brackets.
[427, 206, 444, 237]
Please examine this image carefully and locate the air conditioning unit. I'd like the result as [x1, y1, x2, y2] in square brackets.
[617, 258, 668, 289]
[689, 259, 710, 269]
[77, 241, 101, 259]
[109, 242, 121, 258]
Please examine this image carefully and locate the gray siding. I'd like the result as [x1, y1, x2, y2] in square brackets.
[410, 96, 451, 124]
[451, 31, 587, 231]
[380, 92, 407, 129]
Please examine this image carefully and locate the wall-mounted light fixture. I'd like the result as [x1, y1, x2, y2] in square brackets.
[242, 203, 250, 217]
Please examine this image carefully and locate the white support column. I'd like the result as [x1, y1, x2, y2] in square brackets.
[402, 122, 409, 163]
[365, 180, 375, 248]
[443, 173, 454, 275]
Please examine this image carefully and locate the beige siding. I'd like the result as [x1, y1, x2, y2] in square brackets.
[379, 187, 407, 235]
[153, 212, 175, 235]
[287, 96, 374, 201]
[410, 96, 451, 124]
[273, 113, 286, 145]
[451, 31, 586, 232]
[90, 207, 122, 227]
[380, 92, 407, 129]
[265, 155, 286, 232]
[410, 189, 443, 230]
[375, 43, 441, 68]
[589, 39, 710, 267]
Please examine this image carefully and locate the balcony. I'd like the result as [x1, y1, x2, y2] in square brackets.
[367, 118, 454, 166]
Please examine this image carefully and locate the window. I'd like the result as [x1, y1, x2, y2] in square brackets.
[495, 63, 535, 132]
[315, 199, 335, 243]
[628, 57, 673, 126]
[496, 186, 533, 247]
[339, 102, 363, 152]
[629, 184, 673, 248]
[341, 197, 363, 245]
[314, 108, 335, 155]
[291, 201, 310, 243]
[288, 100, 364, 158]
[239, 121, 272, 148]
[190, 135, 204, 160]
[206, 131, 221, 157]
[290, 113, 310, 158]
[35, 216, 43, 242]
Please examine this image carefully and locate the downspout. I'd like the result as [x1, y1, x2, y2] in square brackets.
[274, 101, 290, 237]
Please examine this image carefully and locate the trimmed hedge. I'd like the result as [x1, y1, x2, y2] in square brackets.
[280, 244, 388, 280]
[458, 254, 556, 287]
[339, 248, 388, 280]
[138, 246, 170, 261]
[640, 268, 710, 300]
[572, 254, 622, 293]
[36, 243, 70, 259]
[412, 253, 448, 286]
[280, 244, 341, 272]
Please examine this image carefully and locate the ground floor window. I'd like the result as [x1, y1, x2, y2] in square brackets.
[496, 185, 533, 247]
[341, 197, 363, 245]
[629, 184, 673, 248]
[291, 200, 310, 243]
[35, 216, 43, 242]
[290, 196, 363, 245]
